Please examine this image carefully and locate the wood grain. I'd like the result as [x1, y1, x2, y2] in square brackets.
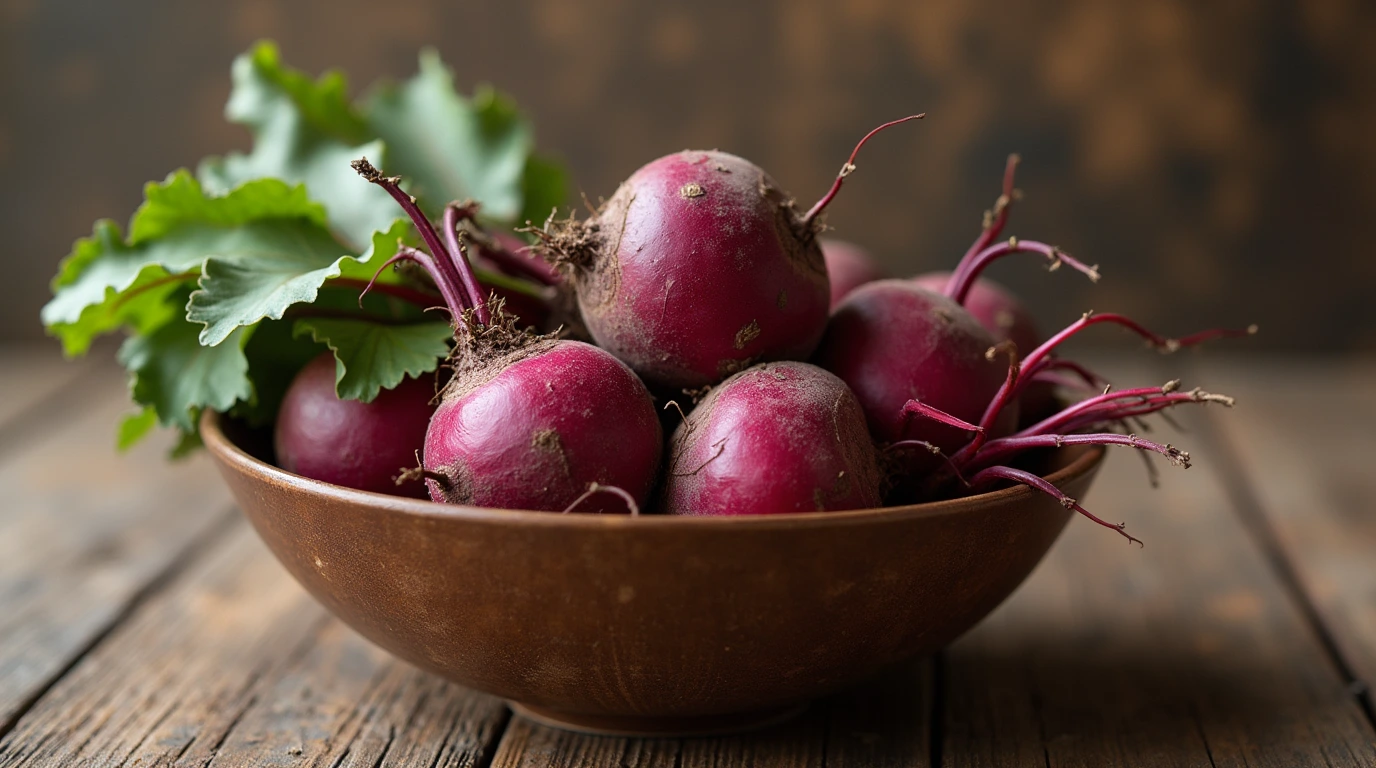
[1204, 359, 1376, 720]
[0, 524, 511, 768]
[941, 360, 1376, 767]
[0, 361, 232, 734]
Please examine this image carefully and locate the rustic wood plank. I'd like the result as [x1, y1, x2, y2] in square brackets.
[489, 661, 932, 768]
[0, 362, 234, 735]
[0, 524, 511, 768]
[1203, 359, 1376, 719]
[941, 359, 1376, 767]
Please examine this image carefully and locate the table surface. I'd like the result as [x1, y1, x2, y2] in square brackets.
[0, 347, 1373, 767]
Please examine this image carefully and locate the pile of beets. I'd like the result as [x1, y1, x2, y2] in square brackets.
[274, 118, 1253, 544]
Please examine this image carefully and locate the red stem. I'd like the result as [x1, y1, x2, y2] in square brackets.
[901, 399, 984, 434]
[959, 153, 1021, 267]
[802, 114, 925, 226]
[964, 312, 1253, 452]
[443, 204, 491, 326]
[1024, 385, 1235, 437]
[562, 482, 641, 516]
[968, 465, 1142, 546]
[967, 431, 1190, 473]
[945, 238, 1101, 305]
[359, 247, 466, 323]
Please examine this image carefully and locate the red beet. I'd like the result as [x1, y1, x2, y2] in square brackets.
[354, 159, 663, 513]
[912, 271, 1039, 356]
[813, 279, 1013, 453]
[821, 238, 886, 307]
[535, 116, 923, 390]
[661, 362, 880, 515]
[274, 353, 435, 497]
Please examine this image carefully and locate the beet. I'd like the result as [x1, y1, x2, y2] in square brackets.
[535, 116, 923, 390]
[912, 271, 1039, 356]
[354, 159, 663, 513]
[661, 362, 880, 515]
[813, 279, 1013, 453]
[274, 353, 435, 497]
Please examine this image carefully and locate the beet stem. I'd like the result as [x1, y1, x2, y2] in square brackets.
[1041, 390, 1236, 435]
[802, 114, 925, 226]
[562, 482, 641, 516]
[945, 238, 1101, 305]
[359, 247, 467, 320]
[442, 203, 492, 326]
[960, 153, 1022, 266]
[968, 431, 1191, 473]
[968, 465, 1143, 546]
[901, 399, 984, 434]
[352, 159, 473, 317]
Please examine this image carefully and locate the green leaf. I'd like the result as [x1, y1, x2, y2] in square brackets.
[186, 218, 411, 346]
[293, 317, 451, 403]
[365, 50, 533, 223]
[118, 319, 255, 432]
[116, 407, 158, 451]
[199, 41, 395, 250]
[519, 153, 569, 226]
[42, 173, 330, 351]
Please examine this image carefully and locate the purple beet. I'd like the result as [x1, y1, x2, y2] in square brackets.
[353, 159, 663, 513]
[274, 353, 435, 498]
[661, 362, 880, 515]
[535, 116, 923, 390]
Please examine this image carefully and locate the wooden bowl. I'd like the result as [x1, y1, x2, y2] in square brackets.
[202, 411, 1104, 736]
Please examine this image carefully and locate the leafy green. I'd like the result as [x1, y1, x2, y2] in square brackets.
[366, 51, 532, 222]
[198, 42, 395, 250]
[118, 318, 255, 433]
[41, 41, 568, 453]
[293, 317, 452, 402]
[186, 218, 411, 346]
[42, 173, 329, 352]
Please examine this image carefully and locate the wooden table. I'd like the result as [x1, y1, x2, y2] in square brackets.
[1, 347, 1373, 767]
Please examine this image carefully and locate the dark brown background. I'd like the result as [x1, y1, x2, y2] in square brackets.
[3, 0, 1373, 352]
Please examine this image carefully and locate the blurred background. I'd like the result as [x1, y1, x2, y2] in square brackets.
[2, 0, 1373, 353]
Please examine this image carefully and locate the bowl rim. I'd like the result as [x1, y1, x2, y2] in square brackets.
[202, 410, 1105, 531]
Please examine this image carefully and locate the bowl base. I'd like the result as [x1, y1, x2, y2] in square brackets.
[508, 701, 809, 737]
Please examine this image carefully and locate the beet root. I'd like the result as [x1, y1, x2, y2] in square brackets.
[354, 158, 664, 513]
[274, 353, 435, 497]
[533, 116, 924, 391]
[537, 150, 830, 390]
[813, 279, 1014, 453]
[661, 362, 880, 515]
[424, 335, 662, 512]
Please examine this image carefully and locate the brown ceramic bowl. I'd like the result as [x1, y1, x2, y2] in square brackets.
[202, 411, 1104, 736]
